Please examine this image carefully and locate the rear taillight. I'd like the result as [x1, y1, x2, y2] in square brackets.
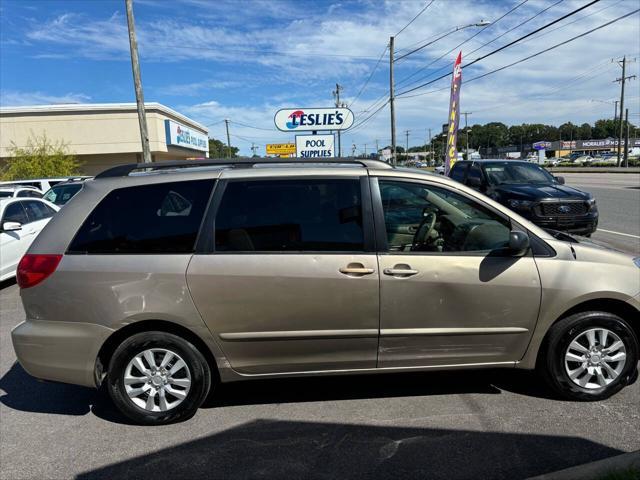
[16, 254, 62, 289]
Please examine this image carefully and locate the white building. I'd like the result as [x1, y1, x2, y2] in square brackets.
[0, 103, 209, 175]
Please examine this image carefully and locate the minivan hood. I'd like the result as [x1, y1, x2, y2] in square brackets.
[494, 183, 589, 200]
[545, 229, 634, 267]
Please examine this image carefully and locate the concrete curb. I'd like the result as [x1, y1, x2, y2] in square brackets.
[527, 450, 640, 480]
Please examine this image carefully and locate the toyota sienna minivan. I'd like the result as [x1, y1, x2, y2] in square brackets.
[11, 159, 640, 424]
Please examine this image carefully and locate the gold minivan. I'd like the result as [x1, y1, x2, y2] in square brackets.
[11, 159, 640, 424]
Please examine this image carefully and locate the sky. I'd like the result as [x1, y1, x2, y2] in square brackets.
[1, 0, 639, 156]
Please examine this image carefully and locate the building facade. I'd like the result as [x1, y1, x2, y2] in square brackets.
[0, 103, 209, 175]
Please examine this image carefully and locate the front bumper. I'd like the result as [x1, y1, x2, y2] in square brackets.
[11, 320, 113, 388]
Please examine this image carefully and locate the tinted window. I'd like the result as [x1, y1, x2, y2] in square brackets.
[17, 190, 42, 198]
[44, 184, 82, 205]
[379, 180, 511, 253]
[215, 179, 364, 252]
[484, 162, 555, 185]
[467, 164, 483, 184]
[22, 200, 55, 223]
[450, 163, 468, 182]
[2, 202, 28, 225]
[68, 180, 214, 254]
[0, 192, 12, 198]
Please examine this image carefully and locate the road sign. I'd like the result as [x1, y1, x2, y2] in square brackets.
[266, 143, 296, 155]
[275, 108, 354, 132]
[295, 134, 335, 158]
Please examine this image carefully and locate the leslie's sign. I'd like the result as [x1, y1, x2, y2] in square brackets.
[274, 107, 354, 132]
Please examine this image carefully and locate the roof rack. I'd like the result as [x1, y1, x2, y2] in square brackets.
[94, 157, 393, 179]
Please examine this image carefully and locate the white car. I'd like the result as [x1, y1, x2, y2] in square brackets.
[0, 185, 43, 199]
[0, 198, 59, 282]
[0, 176, 90, 193]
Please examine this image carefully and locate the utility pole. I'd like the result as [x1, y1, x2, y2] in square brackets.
[251, 142, 258, 157]
[428, 128, 432, 164]
[125, 0, 151, 164]
[333, 83, 343, 157]
[375, 139, 379, 157]
[461, 112, 472, 159]
[224, 119, 231, 158]
[624, 108, 629, 168]
[404, 130, 410, 157]
[614, 100, 619, 120]
[614, 56, 636, 167]
[352, 143, 357, 157]
[389, 36, 397, 166]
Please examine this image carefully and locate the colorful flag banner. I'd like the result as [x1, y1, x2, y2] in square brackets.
[445, 51, 462, 175]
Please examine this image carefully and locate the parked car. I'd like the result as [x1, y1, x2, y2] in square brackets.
[573, 156, 593, 164]
[0, 176, 91, 193]
[0, 198, 59, 281]
[0, 185, 43, 199]
[42, 177, 92, 207]
[434, 165, 445, 175]
[449, 160, 598, 236]
[11, 159, 639, 425]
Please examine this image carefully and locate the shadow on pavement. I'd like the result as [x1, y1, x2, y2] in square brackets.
[74, 419, 624, 480]
[0, 362, 557, 425]
[0, 277, 17, 290]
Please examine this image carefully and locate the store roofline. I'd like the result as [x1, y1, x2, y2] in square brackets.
[0, 102, 208, 134]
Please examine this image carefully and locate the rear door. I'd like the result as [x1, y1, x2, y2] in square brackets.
[187, 175, 380, 374]
[21, 200, 56, 235]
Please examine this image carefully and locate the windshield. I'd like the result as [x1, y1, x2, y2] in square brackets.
[43, 183, 82, 205]
[483, 162, 556, 185]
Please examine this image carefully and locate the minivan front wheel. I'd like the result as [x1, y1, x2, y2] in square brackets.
[540, 311, 639, 401]
[107, 331, 211, 424]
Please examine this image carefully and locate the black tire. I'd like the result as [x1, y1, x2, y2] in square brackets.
[107, 331, 212, 425]
[539, 311, 639, 401]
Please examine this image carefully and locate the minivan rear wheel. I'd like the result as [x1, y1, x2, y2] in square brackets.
[540, 311, 639, 401]
[107, 331, 211, 425]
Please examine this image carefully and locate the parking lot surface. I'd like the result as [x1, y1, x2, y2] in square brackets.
[562, 172, 640, 255]
[1, 279, 639, 480]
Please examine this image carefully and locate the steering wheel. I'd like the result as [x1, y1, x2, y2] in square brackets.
[411, 212, 436, 251]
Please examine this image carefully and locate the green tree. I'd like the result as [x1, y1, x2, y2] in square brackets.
[1, 133, 81, 180]
[208, 137, 239, 158]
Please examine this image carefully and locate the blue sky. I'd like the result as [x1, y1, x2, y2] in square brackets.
[1, 0, 639, 155]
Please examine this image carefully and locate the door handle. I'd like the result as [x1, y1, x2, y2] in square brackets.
[383, 267, 419, 277]
[339, 263, 375, 276]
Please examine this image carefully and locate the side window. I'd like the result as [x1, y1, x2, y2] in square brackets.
[378, 180, 511, 254]
[68, 180, 214, 254]
[450, 163, 468, 182]
[466, 164, 483, 186]
[2, 202, 28, 225]
[18, 190, 43, 198]
[22, 200, 54, 223]
[215, 178, 364, 252]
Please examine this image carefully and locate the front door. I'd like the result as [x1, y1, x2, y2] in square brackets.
[373, 177, 541, 368]
[187, 176, 380, 374]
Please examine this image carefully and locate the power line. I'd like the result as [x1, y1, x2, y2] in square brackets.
[228, 120, 277, 131]
[397, 0, 604, 97]
[394, 0, 529, 89]
[397, 8, 640, 99]
[395, 0, 436, 37]
[349, 99, 390, 133]
[349, 45, 388, 108]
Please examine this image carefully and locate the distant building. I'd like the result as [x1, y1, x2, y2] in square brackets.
[0, 103, 209, 175]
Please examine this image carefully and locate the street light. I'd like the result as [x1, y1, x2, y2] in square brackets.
[390, 20, 491, 164]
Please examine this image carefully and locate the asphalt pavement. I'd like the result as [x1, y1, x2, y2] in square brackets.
[561, 172, 640, 255]
[1, 172, 639, 480]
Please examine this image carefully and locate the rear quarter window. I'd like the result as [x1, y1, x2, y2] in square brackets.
[450, 163, 468, 182]
[68, 180, 214, 254]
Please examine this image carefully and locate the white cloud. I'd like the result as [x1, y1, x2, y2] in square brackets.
[0, 90, 91, 107]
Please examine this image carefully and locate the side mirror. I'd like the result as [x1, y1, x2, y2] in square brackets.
[467, 177, 482, 189]
[555, 176, 565, 185]
[508, 230, 530, 256]
[2, 221, 22, 232]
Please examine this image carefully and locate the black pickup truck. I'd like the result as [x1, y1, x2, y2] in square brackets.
[449, 160, 598, 236]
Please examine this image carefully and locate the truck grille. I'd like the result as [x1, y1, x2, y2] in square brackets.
[538, 202, 588, 217]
